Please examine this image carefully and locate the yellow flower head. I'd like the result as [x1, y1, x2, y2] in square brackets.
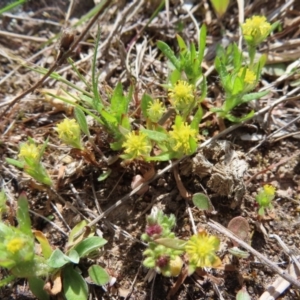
[242, 16, 271, 45]
[168, 81, 194, 111]
[6, 238, 24, 254]
[238, 67, 256, 85]
[263, 184, 276, 196]
[122, 131, 151, 159]
[147, 99, 166, 123]
[55, 118, 82, 149]
[19, 142, 40, 161]
[185, 230, 221, 268]
[169, 122, 197, 155]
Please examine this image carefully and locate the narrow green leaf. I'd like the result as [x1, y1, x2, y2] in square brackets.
[190, 106, 203, 131]
[169, 69, 181, 85]
[74, 236, 107, 258]
[141, 94, 153, 118]
[228, 247, 250, 259]
[111, 82, 126, 120]
[68, 220, 88, 245]
[0, 0, 26, 15]
[157, 41, 181, 70]
[198, 25, 207, 64]
[154, 238, 186, 250]
[28, 277, 50, 300]
[241, 90, 269, 103]
[34, 231, 53, 259]
[88, 265, 110, 286]
[97, 169, 111, 182]
[210, 0, 230, 18]
[176, 34, 188, 53]
[17, 193, 32, 237]
[63, 265, 88, 300]
[5, 158, 24, 169]
[74, 107, 90, 137]
[92, 26, 102, 108]
[0, 275, 15, 288]
[192, 193, 210, 210]
[145, 152, 173, 161]
[140, 129, 169, 142]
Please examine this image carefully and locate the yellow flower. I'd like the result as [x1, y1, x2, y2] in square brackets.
[122, 131, 151, 159]
[147, 99, 166, 123]
[6, 238, 24, 254]
[168, 81, 194, 111]
[169, 122, 197, 154]
[19, 142, 40, 161]
[185, 230, 221, 268]
[238, 67, 256, 85]
[263, 184, 276, 196]
[242, 16, 271, 45]
[55, 118, 82, 149]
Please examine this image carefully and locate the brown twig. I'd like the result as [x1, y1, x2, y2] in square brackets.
[0, 0, 110, 130]
[208, 220, 300, 289]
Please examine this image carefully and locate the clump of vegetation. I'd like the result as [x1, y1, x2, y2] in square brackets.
[0, 193, 110, 300]
[255, 184, 276, 215]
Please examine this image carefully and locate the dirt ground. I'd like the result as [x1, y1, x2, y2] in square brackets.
[1, 0, 300, 299]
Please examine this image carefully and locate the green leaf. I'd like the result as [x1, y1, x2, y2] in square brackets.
[228, 247, 250, 259]
[241, 90, 269, 103]
[74, 107, 90, 137]
[198, 25, 207, 64]
[34, 231, 53, 259]
[88, 265, 110, 286]
[190, 106, 203, 131]
[154, 238, 186, 250]
[47, 249, 78, 268]
[68, 220, 88, 245]
[140, 129, 169, 142]
[236, 287, 251, 300]
[17, 193, 32, 237]
[176, 34, 188, 53]
[232, 43, 242, 70]
[0, 0, 26, 15]
[145, 152, 174, 161]
[111, 82, 127, 121]
[169, 69, 181, 85]
[0, 275, 15, 288]
[92, 26, 102, 108]
[110, 140, 123, 151]
[63, 265, 88, 300]
[28, 277, 50, 300]
[210, 0, 230, 17]
[74, 236, 107, 258]
[192, 193, 210, 210]
[5, 158, 24, 169]
[97, 169, 111, 182]
[157, 41, 181, 70]
[141, 94, 153, 118]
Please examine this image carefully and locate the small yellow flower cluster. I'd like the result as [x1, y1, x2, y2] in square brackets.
[168, 81, 194, 111]
[122, 131, 151, 159]
[185, 230, 221, 268]
[6, 238, 24, 254]
[147, 99, 166, 123]
[263, 184, 276, 196]
[169, 122, 197, 154]
[56, 118, 83, 149]
[242, 16, 271, 45]
[238, 67, 256, 85]
[19, 142, 40, 161]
